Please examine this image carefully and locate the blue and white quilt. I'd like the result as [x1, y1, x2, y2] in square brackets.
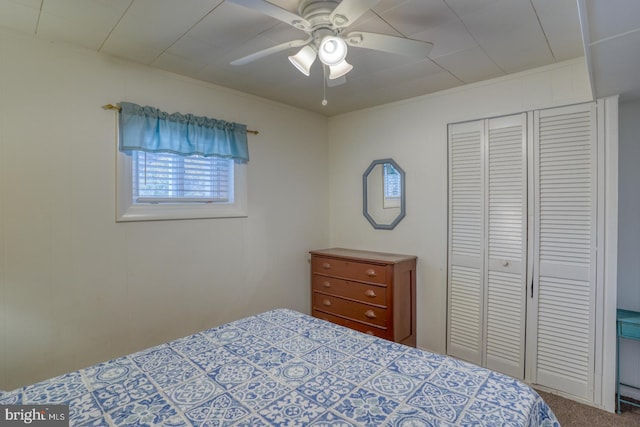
[1, 309, 559, 426]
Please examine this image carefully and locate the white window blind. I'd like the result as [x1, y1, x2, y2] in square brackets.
[132, 151, 234, 204]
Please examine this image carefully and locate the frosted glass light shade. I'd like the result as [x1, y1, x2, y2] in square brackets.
[288, 46, 316, 76]
[329, 60, 353, 79]
[318, 36, 348, 66]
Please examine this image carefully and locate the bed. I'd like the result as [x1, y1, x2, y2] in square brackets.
[0, 309, 558, 426]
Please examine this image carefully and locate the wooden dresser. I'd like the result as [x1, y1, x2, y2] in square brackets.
[310, 248, 417, 347]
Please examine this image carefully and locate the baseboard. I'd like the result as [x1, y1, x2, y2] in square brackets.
[532, 384, 608, 411]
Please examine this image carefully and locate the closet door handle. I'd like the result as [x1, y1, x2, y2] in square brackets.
[530, 271, 534, 299]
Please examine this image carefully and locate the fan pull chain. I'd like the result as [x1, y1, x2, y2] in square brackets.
[322, 65, 328, 106]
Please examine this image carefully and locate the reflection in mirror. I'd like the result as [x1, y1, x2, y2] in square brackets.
[363, 159, 405, 230]
[383, 163, 401, 208]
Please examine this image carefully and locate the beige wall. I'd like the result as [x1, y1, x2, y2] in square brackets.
[0, 30, 329, 390]
[327, 58, 593, 353]
[0, 27, 600, 393]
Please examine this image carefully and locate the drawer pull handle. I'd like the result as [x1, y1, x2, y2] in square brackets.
[365, 330, 374, 335]
[364, 310, 376, 319]
[364, 289, 376, 298]
[366, 269, 376, 277]
[322, 262, 331, 270]
[323, 281, 331, 288]
[323, 299, 332, 307]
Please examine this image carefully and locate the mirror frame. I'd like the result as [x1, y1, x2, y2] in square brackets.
[362, 158, 406, 230]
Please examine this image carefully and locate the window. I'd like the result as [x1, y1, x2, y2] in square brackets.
[117, 151, 246, 221]
[132, 151, 233, 203]
[115, 102, 248, 222]
[383, 162, 401, 208]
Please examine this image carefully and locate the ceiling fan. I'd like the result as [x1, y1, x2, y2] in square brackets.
[227, 0, 433, 84]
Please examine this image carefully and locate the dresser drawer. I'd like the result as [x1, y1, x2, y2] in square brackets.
[310, 248, 416, 346]
[313, 293, 387, 327]
[312, 275, 387, 306]
[311, 256, 387, 284]
[312, 309, 391, 340]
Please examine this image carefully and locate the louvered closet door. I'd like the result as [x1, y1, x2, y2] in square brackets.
[532, 103, 597, 400]
[484, 114, 527, 379]
[447, 120, 484, 365]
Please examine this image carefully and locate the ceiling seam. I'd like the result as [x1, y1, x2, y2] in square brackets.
[428, 58, 465, 84]
[589, 27, 640, 46]
[371, 6, 464, 84]
[98, 0, 135, 52]
[529, 0, 556, 61]
[35, 0, 43, 36]
[369, 9, 406, 38]
[441, 0, 506, 75]
[575, 0, 595, 99]
[150, 0, 227, 65]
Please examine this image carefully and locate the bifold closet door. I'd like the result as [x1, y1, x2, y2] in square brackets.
[448, 120, 484, 366]
[531, 103, 597, 400]
[484, 115, 527, 379]
[447, 114, 527, 379]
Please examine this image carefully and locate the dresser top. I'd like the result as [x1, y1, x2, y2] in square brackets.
[310, 248, 417, 264]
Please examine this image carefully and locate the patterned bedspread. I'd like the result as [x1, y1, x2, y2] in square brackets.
[1, 309, 559, 426]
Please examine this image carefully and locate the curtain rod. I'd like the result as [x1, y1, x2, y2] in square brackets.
[102, 104, 259, 135]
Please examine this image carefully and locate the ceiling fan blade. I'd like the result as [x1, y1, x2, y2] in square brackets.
[231, 39, 310, 65]
[226, 0, 311, 31]
[329, 0, 381, 28]
[345, 32, 433, 58]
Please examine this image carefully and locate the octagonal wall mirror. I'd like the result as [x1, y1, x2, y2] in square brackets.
[363, 158, 405, 230]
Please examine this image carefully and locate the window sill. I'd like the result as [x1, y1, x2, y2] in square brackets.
[116, 203, 248, 222]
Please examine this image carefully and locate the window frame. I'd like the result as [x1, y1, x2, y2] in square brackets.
[116, 149, 247, 222]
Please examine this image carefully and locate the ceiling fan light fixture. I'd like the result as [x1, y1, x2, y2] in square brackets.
[288, 45, 317, 76]
[328, 60, 353, 79]
[318, 36, 348, 66]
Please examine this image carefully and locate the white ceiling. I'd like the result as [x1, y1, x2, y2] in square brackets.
[0, 0, 638, 116]
[579, 0, 640, 101]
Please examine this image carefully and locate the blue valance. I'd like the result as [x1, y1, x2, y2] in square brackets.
[119, 102, 249, 163]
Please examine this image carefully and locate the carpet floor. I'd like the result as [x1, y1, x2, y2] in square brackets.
[536, 390, 640, 426]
